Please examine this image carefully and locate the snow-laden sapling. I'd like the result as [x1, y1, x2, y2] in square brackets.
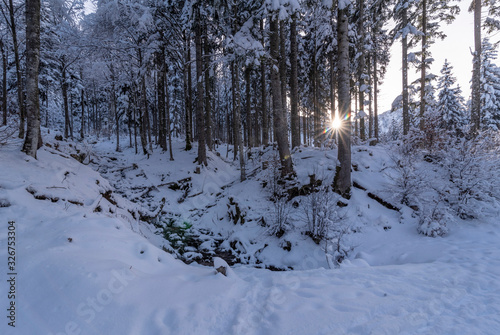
[388, 138, 425, 208]
[154, 217, 194, 256]
[270, 191, 290, 237]
[303, 184, 338, 244]
[441, 133, 500, 219]
[325, 224, 354, 268]
[417, 201, 450, 237]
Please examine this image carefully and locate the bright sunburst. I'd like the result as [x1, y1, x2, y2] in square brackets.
[331, 115, 342, 130]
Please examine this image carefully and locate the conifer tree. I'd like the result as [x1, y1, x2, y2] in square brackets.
[480, 39, 500, 131]
[436, 60, 465, 132]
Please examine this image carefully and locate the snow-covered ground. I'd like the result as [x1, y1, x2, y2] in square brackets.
[1, 130, 499, 334]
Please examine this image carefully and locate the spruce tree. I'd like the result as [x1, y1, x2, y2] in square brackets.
[436, 60, 465, 132]
[480, 39, 500, 131]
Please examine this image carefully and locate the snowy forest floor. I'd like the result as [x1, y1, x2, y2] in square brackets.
[1, 128, 500, 334]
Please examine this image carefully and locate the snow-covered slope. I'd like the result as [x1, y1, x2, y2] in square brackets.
[1, 132, 500, 334]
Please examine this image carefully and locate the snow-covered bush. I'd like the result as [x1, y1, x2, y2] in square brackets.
[263, 152, 293, 236]
[325, 225, 353, 267]
[388, 137, 426, 207]
[441, 131, 500, 219]
[417, 201, 450, 237]
[270, 193, 290, 237]
[303, 184, 338, 244]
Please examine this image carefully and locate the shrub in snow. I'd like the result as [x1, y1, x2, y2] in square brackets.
[154, 217, 194, 256]
[325, 225, 353, 268]
[441, 132, 500, 219]
[388, 137, 426, 207]
[270, 192, 290, 237]
[417, 202, 449, 237]
[303, 184, 339, 244]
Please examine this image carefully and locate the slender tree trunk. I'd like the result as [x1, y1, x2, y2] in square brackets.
[244, 66, 252, 147]
[166, 66, 174, 161]
[330, 52, 336, 121]
[312, 42, 319, 146]
[140, 80, 149, 156]
[419, 0, 427, 131]
[253, 74, 260, 147]
[368, 55, 373, 138]
[22, 0, 41, 157]
[334, 3, 351, 197]
[128, 107, 132, 148]
[157, 49, 167, 151]
[70, 91, 74, 139]
[290, 15, 300, 149]
[109, 72, 119, 151]
[231, 61, 246, 181]
[184, 33, 193, 150]
[260, 19, 269, 146]
[62, 67, 70, 138]
[357, 0, 366, 141]
[204, 31, 213, 151]
[471, 0, 481, 133]
[280, 21, 287, 114]
[133, 98, 138, 154]
[402, 5, 410, 135]
[373, 49, 379, 140]
[1, 40, 6, 126]
[8, 0, 25, 138]
[80, 89, 85, 139]
[354, 85, 358, 137]
[270, 15, 293, 176]
[146, 95, 152, 152]
[195, 17, 206, 166]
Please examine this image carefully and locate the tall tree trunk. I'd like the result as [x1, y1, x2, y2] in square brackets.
[471, 0, 481, 133]
[280, 21, 287, 114]
[115, 96, 120, 151]
[80, 89, 85, 139]
[270, 15, 293, 176]
[330, 52, 336, 122]
[334, 3, 351, 197]
[128, 107, 132, 148]
[62, 67, 70, 138]
[140, 79, 149, 156]
[419, 0, 427, 131]
[157, 49, 167, 151]
[373, 48, 379, 140]
[195, 18, 207, 166]
[357, 0, 366, 141]
[204, 32, 213, 151]
[184, 33, 193, 150]
[260, 19, 269, 146]
[146, 95, 152, 152]
[8, 0, 25, 138]
[133, 97, 138, 154]
[245, 66, 253, 147]
[290, 15, 300, 149]
[231, 61, 246, 181]
[402, 5, 410, 135]
[1, 40, 7, 126]
[165, 66, 174, 161]
[312, 42, 319, 146]
[368, 55, 373, 138]
[70, 91, 74, 139]
[22, 0, 41, 158]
